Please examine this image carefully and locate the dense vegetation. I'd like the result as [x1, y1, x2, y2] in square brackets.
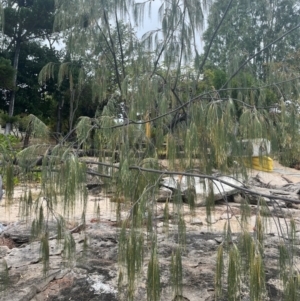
[1, 0, 300, 300]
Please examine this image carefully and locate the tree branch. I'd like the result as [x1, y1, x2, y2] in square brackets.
[197, 0, 235, 77]
[128, 166, 300, 204]
[83, 161, 300, 205]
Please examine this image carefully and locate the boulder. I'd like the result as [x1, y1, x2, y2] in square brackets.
[156, 187, 173, 202]
[161, 175, 244, 206]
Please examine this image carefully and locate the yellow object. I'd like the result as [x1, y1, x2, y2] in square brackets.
[145, 112, 151, 138]
[245, 156, 273, 172]
[145, 122, 151, 138]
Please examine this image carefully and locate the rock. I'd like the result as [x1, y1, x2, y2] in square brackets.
[0, 246, 9, 258]
[2, 166, 300, 301]
[199, 177, 243, 202]
[214, 237, 223, 244]
[87, 274, 117, 295]
[0, 218, 295, 301]
[161, 176, 184, 190]
[206, 239, 217, 246]
[156, 187, 173, 202]
[0, 235, 15, 249]
[161, 175, 244, 206]
[3, 222, 32, 245]
[190, 218, 203, 226]
[1, 285, 38, 301]
[157, 222, 164, 228]
[0, 223, 6, 234]
[233, 193, 244, 203]
[220, 212, 232, 220]
[88, 186, 102, 195]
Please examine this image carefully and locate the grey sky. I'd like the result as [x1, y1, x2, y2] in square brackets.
[134, 1, 207, 53]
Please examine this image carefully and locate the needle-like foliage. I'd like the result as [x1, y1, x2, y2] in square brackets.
[1, 0, 300, 299]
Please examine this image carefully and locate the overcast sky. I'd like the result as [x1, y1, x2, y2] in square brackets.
[134, 1, 207, 53]
[134, 1, 162, 37]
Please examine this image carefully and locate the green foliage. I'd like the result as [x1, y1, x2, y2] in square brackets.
[19, 190, 34, 222]
[0, 133, 19, 149]
[0, 0, 56, 123]
[75, 116, 93, 146]
[0, 112, 19, 127]
[45, 0, 300, 297]
[284, 275, 300, 301]
[227, 245, 240, 301]
[203, 0, 300, 74]
[147, 241, 161, 301]
[63, 232, 76, 264]
[0, 260, 9, 292]
[215, 223, 269, 301]
[0, 57, 15, 89]
[249, 253, 265, 301]
[5, 163, 14, 202]
[118, 225, 144, 301]
[171, 248, 183, 298]
[28, 114, 49, 138]
[205, 180, 215, 223]
[40, 232, 49, 275]
[215, 245, 224, 299]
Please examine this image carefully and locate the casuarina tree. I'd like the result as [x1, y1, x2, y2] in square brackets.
[1, 0, 300, 300]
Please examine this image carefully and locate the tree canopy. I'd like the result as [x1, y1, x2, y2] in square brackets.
[203, 0, 300, 75]
[0, 57, 15, 90]
[0, 0, 56, 133]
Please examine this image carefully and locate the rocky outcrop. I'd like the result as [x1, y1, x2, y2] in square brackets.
[1, 169, 300, 300]
[0, 209, 299, 301]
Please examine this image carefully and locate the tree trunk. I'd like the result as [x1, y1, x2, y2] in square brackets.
[68, 89, 77, 136]
[22, 120, 33, 149]
[56, 95, 64, 139]
[5, 39, 21, 135]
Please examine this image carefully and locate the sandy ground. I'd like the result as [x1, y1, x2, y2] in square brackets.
[252, 160, 300, 184]
[0, 185, 118, 225]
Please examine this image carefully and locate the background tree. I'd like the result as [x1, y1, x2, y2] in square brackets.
[0, 42, 61, 119]
[39, 59, 95, 138]
[203, 0, 300, 78]
[0, 0, 56, 133]
[0, 57, 15, 90]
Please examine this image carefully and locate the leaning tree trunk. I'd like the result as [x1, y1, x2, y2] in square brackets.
[22, 119, 33, 149]
[5, 39, 21, 135]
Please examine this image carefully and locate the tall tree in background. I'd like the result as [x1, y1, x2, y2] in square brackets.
[39, 60, 91, 137]
[0, 0, 56, 133]
[203, 0, 300, 78]
[0, 42, 61, 120]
